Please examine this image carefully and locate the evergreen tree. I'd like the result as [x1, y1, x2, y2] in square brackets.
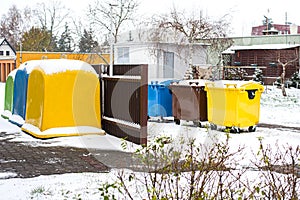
[78, 28, 99, 53]
[290, 72, 300, 88]
[56, 22, 74, 52]
[252, 68, 264, 84]
[21, 26, 56, 51]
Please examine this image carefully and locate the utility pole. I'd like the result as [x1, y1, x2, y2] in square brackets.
[109, 3, 117, 76]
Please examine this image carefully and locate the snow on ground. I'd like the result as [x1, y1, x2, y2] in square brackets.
[260, 85, 300, 127]
[0, 171, 121, 200]
[0, 82, 300, 199]
[0, 82, 4, 112]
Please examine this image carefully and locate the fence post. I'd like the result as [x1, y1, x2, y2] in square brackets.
[140, 64, 148, 145]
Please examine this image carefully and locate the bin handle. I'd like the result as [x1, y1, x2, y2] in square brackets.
[258, 87, 264, 92]
[240, 82, 254, 87]
[225, 83, 237, 88]
[240, 82, 265, 90]
[240, 83, 265, 93]
[205, 82, 215, 87]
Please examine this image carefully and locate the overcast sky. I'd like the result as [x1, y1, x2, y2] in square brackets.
[1, 0, 300, 37]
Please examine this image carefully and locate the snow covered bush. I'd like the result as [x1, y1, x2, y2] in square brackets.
[225, 68, 248, 80]
[102, 135, 264, 199]
[289, 72, 300, 89]
[254, 138, 300, 199]
[274, 76, 293, 89]
[97, 135, 300, 199]
[252, 68, 264, 84]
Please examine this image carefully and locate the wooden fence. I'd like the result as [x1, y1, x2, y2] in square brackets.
[100, 64, 148, 145]
[0, 62, 16, 82]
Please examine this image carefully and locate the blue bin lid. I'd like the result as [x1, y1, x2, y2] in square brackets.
[159, 79, 179, 86]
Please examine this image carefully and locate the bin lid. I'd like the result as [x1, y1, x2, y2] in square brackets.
[205, 80, 264, 91]
[149, 79, 179, 87]
[160, 79, 180, 86]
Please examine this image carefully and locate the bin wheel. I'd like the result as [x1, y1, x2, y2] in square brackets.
[248, 126, 256, 132]
[230, 127, 240, 133]
[193, 121, 201, 127]
[210, 123, 217, 130]
[158, 116, 164, 123]
[225, 126, 231, 132]
[174, 118, 180, 125]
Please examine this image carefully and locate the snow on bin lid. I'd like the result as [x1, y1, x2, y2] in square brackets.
[6, 68, 18, 79]
[149, 79, 180, 86]
[18, 59, 97, 75]
[206, 80, 259, 88]
[173, 79, 207, 86]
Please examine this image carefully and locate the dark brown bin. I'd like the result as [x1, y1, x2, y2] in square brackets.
[169, 82, 208, 126]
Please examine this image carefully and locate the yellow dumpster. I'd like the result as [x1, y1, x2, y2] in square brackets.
[205, 80, 264, 132]
[20, 59, 105, 138]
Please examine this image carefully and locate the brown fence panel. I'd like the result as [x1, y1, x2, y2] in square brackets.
[101, 64, 148, 145]
[107, 64, 142, 76]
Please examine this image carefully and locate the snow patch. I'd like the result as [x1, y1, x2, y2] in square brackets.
[8, 114, 25, 125]
[22, 123, 106, 136]
[102, 116, 141, 129]
[21, 123, 40, 133]
[6, 68, 18, 79]
[43, 126, 105, 134]
[102, 74, 141, 79]
[0, 172, 18, 179]
[0, 83, 4, 112]
[1, 110, 12, 119]
[0, 159, 26, 163]
[19, 59, 97, 75]
[172, 79, 207, 86]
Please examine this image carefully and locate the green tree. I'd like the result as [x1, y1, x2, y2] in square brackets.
[21, 27, 57, 51]
[56, 22, 74, 52]
[78, 28, 99, 53]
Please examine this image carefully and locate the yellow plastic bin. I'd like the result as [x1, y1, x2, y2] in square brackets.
[205, 80, 264, 132]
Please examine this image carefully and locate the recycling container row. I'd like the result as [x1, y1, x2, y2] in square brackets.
[148, 79, 264, 132]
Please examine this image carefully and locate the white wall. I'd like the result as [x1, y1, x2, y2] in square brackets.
[0, 40, 16, 59]
[114, 43, 207, 81]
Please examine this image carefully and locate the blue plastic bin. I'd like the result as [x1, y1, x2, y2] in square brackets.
[148, 80, 177, 118]
[10, 68, 29, 126]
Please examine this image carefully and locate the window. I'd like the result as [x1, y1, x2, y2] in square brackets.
[163, 51, 174, 78]
[6, 51, 10, 56]
[0, 51, 3, 56]
[117, 47, 129, 63]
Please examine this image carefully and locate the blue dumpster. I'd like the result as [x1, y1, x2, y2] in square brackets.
[148, 80, 177, 118]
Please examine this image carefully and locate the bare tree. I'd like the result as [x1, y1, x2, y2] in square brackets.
[277, 49, 299, 96]
[0, 5, 31, 49]
[33, 0, 70, 46]
[88, 0, 139, 43]
[158, 7, 232, 79]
